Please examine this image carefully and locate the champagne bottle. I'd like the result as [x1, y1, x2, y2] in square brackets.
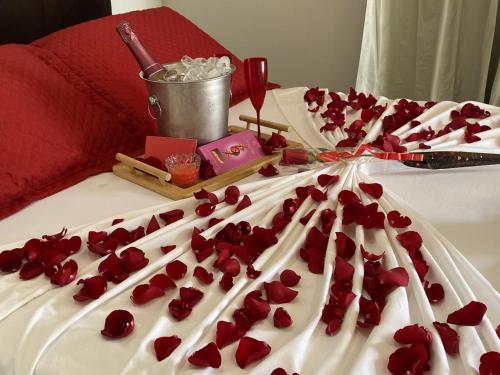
[116, 21, 167, 81]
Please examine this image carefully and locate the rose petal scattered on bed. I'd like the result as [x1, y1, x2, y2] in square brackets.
[264, 281, 298, 304]
[216, 321, 245, 349]
[101, 310, 134, 339]
[235, 336, 272, 369]
[432, 322, 459, 354]
[447, 301, 487, 326]
[274, 307, 292, 328]
[154, 335, 181, 361]
[165, 260, 187, 280]
[188, 342, 221, 368]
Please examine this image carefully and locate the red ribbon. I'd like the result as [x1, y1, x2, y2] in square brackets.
[318, 144, 424, 162]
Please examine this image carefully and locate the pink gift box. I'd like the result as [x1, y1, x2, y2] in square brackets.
[197, 130, 264, 175]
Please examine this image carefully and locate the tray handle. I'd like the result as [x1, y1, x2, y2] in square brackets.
[115, 153, 172, 185]
[239, 115, 289, 134]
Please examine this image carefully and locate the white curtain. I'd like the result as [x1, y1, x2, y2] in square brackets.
[356, 0, 499, 104]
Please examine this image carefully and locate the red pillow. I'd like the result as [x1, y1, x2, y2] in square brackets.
[0, 44, 146, 219]
[0, 7, 278, 219]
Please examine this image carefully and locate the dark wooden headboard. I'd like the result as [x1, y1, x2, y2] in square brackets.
[0, 0, 111, 44]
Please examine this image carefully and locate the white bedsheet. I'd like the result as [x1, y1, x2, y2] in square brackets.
[0, 89, 498, 375]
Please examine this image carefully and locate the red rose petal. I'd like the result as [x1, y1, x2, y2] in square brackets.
[159, 209, 184, 225]
[154, 335, 181, 361]
[101, 310, 134, 339]
[193, 266, 214, 284]
[19, 261, 44, 280]
[394, 324, 432, 345]
[179, 286, 204, 308]
[40, 248, 68, 270]
[0, 249, 24, 273]
[432, 322, 459, 354]
[360, 244, 384, 261]
[161, 244, 176, 254]
[274, 307, 293, 328]
[149, 274, 176, 291]
[168, 298, 192, 321]
[318, 174, 340, 187]
[326, 318, 343, 336]
[98, 253, 129, 284]
[267, 132, 288, 148]
[447, 301, 487, 326]
[387, 210, 412, 228]
[216, 321, 245, 349]
[58, 236, 82, 255]
[225, 186, 240, 205]
[496, 324, 500, 339]
[246, 265, 262, 279]
[423, 281, 445, 304]
[88, 237, 119, 257]
[305, 227, 328, 250]
[221, 258, 241, 277]
[271, 368, 288, 375]
[264, 281, 298, 304]
[396, 231, 423, 257]
[131, 284, 165, 305]
[300, 209, 316, 226]
[112, 218, 124, 226]
[208, 217, 224, 228]
[378, 267, 409, 287]
[193, 189, 219, 204]
[235, 336, 272, 369]
[359, 182, 383, 199]
[335, 232, 356, 260]
[196, 203, 216, 217]
[236, 195, 252, 212]
[479, 351, 500, 375]
[188, 342, 221, 368]
[387, 347, 420, 375]
[129, 226, 145, 242]
[280, 269, 301, 287]
[259, 164, 279, 177]
[311, 188, 328, 202]
[73, 276, 108, 302]
[165, 260, 187, 280]
[50, 259, 78, 286]
[107, 228, 131, 246]
[244, 290, 271, 320]
[219, 273, 234, 291]
[334, 256, 354, 284]
[119, 247, 149, 272]
[338, 190, 361, 205]
[357, 297, 381, 327]
[296, 185, 314, 199]
[146, 215, 161, 234]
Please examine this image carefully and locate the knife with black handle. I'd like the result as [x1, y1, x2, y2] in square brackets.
[402, 151, 500, 169]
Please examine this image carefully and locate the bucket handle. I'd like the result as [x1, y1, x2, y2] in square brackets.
[148, 95, 163, 120]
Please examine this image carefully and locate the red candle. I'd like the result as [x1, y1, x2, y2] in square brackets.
[165, 153, 200, 188]
[170, 164, 199, 187]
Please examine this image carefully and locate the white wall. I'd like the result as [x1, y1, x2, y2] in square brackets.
[111, 0, 161, 15]
[163, 0, 366, 92]
[112, 0, 367, 92]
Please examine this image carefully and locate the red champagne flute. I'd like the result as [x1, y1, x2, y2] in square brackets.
[244, 57, 268, 139]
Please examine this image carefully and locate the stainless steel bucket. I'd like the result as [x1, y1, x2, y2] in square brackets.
[140, 62, 235, 145]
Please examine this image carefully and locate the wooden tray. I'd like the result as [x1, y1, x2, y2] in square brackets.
[112, 115, 303, 200]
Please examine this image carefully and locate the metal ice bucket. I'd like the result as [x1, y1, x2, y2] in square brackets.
[140, 62, 235, 145]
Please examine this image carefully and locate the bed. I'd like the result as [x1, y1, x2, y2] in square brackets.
[0, 5, 499, 375]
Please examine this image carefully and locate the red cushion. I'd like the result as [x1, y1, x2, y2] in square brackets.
[0, 7, 278, 219]
[0, 44, 145, 219]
